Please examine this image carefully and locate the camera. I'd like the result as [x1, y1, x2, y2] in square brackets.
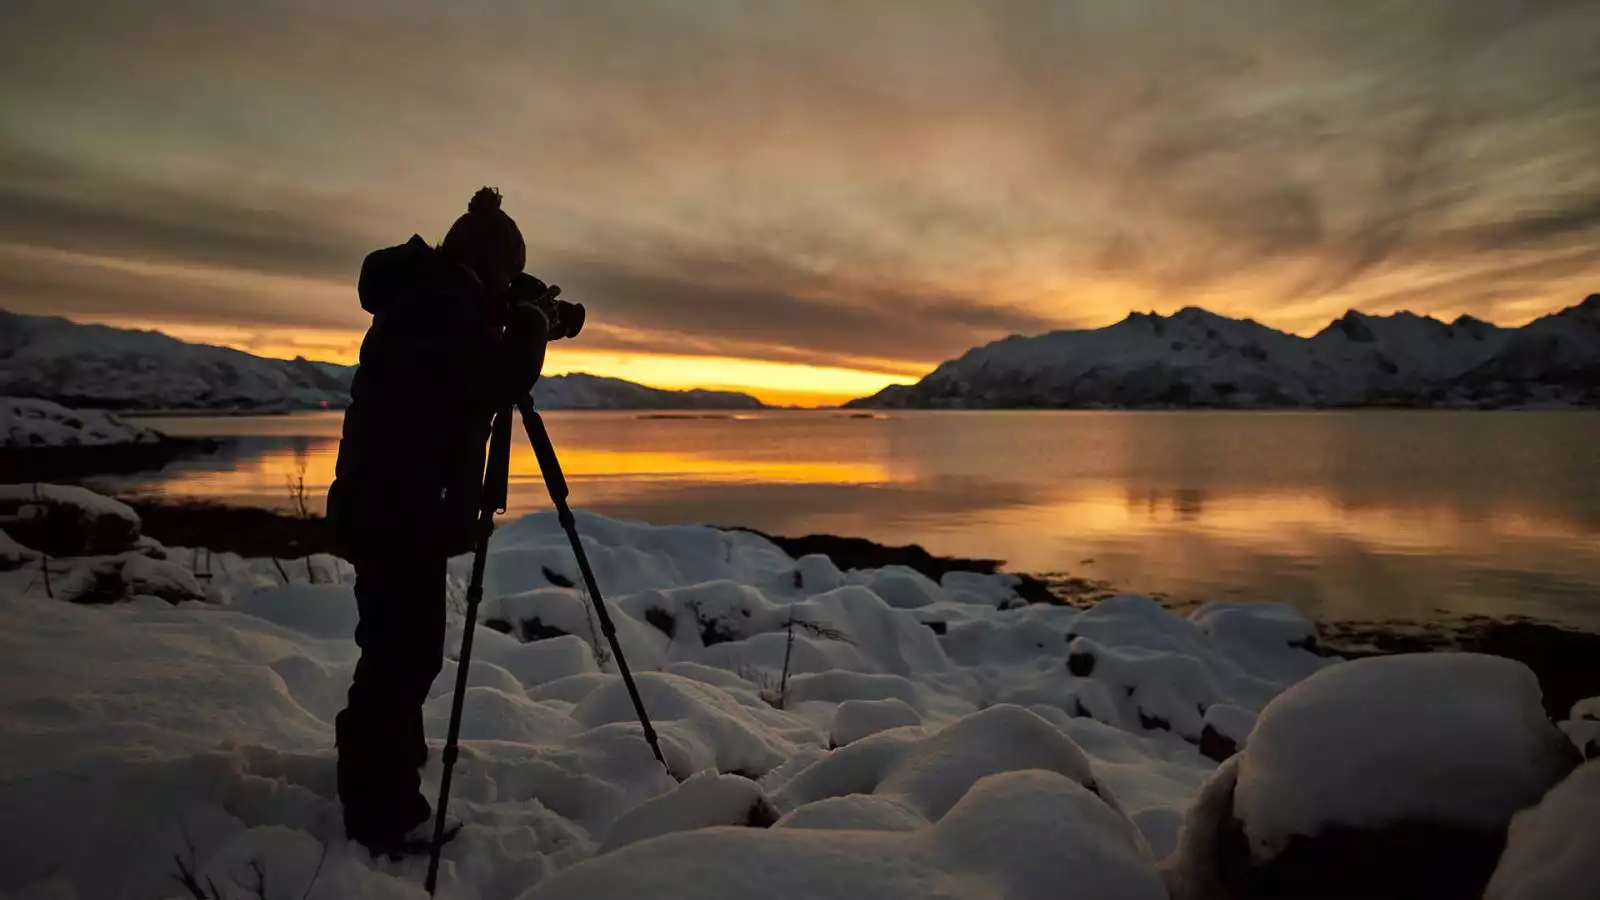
[508, 273, 585, 341]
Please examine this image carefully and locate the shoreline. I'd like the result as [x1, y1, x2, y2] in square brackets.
[1, 438, 219, 482]
[113, 497, 1600, 718]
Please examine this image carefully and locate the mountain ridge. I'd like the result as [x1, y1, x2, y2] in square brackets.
[846, 295, 1600, 409]
[0, 310, 765, 411]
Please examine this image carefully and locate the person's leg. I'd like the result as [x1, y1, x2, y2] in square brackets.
[337, 547, 446, 845]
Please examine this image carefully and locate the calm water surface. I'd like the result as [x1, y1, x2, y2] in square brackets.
[91, 410, 1600, 628]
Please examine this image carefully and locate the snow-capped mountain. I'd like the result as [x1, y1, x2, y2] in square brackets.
[534, 373, 763, 410]
[0, 310, 763, 411]
[0, 311, 353, 412]
[848, 295, 1600, 409]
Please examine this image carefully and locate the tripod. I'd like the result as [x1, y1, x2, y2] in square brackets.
[425, 397, 665, 895]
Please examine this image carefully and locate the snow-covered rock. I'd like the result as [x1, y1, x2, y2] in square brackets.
[529, 768, 1166, 900]
[1165, 653, 1581, 900]
[830, 698, 923, 747]
[1234, 654, 1577, 853]
[1484, 759, 1600, 900]
[0, 483, 142, 555]
[600, 771, 777, 853]
[120, 554, 205, 603]
[1, 397, 163, 449]
[849, 295, 1600, 409]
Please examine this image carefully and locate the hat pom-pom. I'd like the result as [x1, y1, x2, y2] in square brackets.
[468, 187, 502, 215]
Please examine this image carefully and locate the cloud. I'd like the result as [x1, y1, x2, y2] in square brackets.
[0, 147, 376, 280]
[1, 0, 1597, 375]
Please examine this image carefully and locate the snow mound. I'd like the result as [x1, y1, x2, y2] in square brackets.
[120, 554, 205, 603]
[600, 771, 776, 852]
[874, 704, 1110, 821]
[0, 483, 142, 555]
[522, 770, 1165, 900]
[1, 396, 162, 448]
[1234, 653, 1579, 858]
[830, 698, 922, 747]
[1484, 760, 1600, 900]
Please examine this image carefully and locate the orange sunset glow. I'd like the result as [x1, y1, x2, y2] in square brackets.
[3, 2, 1597, 404]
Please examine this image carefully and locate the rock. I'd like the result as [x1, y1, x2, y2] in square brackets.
[1466, 622, 1600, 720]
[1199, 724, 1238, 763]
[0, 484, 142, 556]
[1167, 654, 1581, 900]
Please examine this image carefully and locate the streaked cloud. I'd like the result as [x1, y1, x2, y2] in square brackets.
[1, 0, 1596, 402]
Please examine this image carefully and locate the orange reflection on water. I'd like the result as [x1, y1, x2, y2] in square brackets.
[135, 437, 894, 512]
[511, 444, 891, 485]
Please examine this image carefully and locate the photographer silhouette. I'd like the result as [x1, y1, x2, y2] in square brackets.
[325, 187, 549, 853]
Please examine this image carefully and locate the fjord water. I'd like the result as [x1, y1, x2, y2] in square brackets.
[94, 410, 1600, 628]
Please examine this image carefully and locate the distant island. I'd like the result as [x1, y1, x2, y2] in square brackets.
[0, 310, 764, 412]
[847, 294, 1600, 410]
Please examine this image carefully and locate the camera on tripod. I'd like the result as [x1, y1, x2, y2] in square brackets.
[508, 273, 585, 341]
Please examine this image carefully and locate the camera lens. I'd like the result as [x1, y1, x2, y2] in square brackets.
[565, 303, 585, 339]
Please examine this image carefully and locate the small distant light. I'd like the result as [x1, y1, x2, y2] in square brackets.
[320, 400, 329, 409]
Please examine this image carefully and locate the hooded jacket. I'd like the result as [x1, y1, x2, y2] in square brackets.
[327, 235, 532, 559]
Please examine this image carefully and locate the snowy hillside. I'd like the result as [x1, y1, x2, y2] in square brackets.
[1, 397, 162, 449]
[535, 373, 763, 410]
[850, 295, 1600, 409]
[1, 484, 1593, 900]
[0, 311, 353, 412]
[0, 311, 761, 413]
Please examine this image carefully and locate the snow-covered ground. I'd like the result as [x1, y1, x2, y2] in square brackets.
[0, 486, 1593, 900]
[1, 397, 162, 449]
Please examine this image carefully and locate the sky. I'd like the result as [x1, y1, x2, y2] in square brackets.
[2, 0, 1598, 406]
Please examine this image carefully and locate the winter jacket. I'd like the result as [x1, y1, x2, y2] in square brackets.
[326, 235, 545, 561]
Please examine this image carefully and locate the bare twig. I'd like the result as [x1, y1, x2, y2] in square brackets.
[792, 618, 851, 644]
[272, 557, 289, 583]
[41, 552, 53, 599]
[171, 827, 223, 900]
[305, 555, 315, 584]
[299, 836, 330, 900]
[248, 858, 267, 900]
[284, 459, 311, 520]
[778, 610, 797, 709]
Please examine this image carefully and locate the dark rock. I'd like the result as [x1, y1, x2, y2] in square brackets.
[518, 617, 570, 642]
[1199, 723, 1239, 762]
[541, 566, 575, 588]
[1214, 813, 1509, 900]
[644, 607, 675, 637]
[1465, 622, 1600, 720]
[1067, 649, 1096, 677]
[744, 795, 781, 828]
[1137, 709, 1171, 732]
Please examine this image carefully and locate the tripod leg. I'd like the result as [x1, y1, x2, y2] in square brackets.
[426, 408, 513, 895]
[516, 398, 667, 767]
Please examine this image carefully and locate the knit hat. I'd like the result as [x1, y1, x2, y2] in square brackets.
[440, 187, 526, 289]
